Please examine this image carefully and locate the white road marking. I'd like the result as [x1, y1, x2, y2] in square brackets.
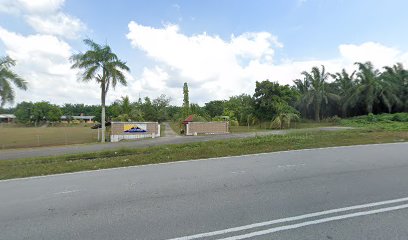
[167, 196, 408, 240]
[53, 190, 79, 195]
[218, 203, 408, 240]
[277, 163, 305, 168]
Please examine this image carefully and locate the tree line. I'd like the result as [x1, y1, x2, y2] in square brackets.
[2, 61, 408, 128]
[1, 38, 407, 135]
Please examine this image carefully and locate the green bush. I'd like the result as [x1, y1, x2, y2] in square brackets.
[367, 113, 377, 122]
[229, 120, 239, 126]
[325, 115, 342, 124]
[391, 113, 408, 122]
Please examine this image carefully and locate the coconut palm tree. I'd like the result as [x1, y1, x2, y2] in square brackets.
[301, 65, 339, 121]
[71, 39, 130, 142]
[0, 56, 27, 107]
[347, 62, 399, 114]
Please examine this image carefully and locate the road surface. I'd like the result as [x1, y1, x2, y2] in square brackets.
[1, 142, 407, 239]
[0, 126, 351, 160]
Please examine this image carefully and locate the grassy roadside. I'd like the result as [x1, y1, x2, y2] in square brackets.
[1, 129, 407, 180]
[229, 122, 336, 133]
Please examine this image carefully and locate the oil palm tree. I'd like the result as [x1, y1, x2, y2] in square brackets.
[331, 69, 356, 117]
[71, 39, 130, 142]
[293, 78, 310, 118]
[120, 95, 131, 115]
[0, 56, 27, 107]
[270, 102, 299, 129]
[347, 62, 399, 114]
[383, 63, 408, 111]
[301, 65, 339, 121]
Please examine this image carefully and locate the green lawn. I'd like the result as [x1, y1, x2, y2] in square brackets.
[0, 126, 98, 149]
[1, 128, 406, 180]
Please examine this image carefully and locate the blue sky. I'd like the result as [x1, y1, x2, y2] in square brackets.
[1, 0, 408, 106]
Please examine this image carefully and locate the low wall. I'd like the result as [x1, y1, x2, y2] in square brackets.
[110, 122, 160, 142]
[186, 122, 229, 136]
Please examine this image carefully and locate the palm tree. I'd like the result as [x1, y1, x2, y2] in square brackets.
[331, 69, 356, 117]
[347, 62, 399, 114]
[71, 39, 130, 142]
[270, 102, 299, 129]
[120, 95, 131, 115]
[301, 65, 339, 121]
[383, 63, 408, 111]
[293, 78, 310, 118]
[0, 56, 27, 107]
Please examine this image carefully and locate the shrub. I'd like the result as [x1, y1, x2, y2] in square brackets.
[367, 113, 377, 122]
[391, 113, 408, 122]
[325, 115, 342, 124]
[230, 120, 239, 126]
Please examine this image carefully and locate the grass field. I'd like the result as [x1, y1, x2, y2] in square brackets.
[340, 113, 408, 131]
[0, 126, 98, 149]
[1, 128, 407, 180]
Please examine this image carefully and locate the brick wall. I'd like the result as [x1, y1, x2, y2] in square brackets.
[186, 122, 229, 135]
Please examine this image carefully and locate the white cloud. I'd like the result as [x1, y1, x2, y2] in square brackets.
[26, 12, 86, 39]
[0, 27, 101, 106]
[0, 0, 85, 39]
[127, 21, 408, 105]
[339, 42, 401, 67]
[0, 0, 64, 14]
[127, 21, 283, 103]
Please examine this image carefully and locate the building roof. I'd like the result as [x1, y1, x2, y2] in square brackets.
[61, 116, 95, 120]
[0, 114, 16, 119]
[182, 115, 193, 125]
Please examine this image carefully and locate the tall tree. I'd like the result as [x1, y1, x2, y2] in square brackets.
[331, 69, 356, 117]
[383, 63, 408, 112]
[120, 95, 131, 115]
[204, 100, 225, 118]
[300, 65, 339, 121]
[347, 62, 399, 114]
[0, 56, 27, 107]
[182, 82, 190, 118]
[224, 94, 254, 125]
[153, 94, 171, 122]
[253, 80, 298, 122]
[14, 101, 34, 124]
[71, 39, 130, 142]
[141, 97, 157, 121]
[293, 78, 310, 118]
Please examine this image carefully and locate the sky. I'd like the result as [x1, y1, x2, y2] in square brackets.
[1, 0, 408, 106]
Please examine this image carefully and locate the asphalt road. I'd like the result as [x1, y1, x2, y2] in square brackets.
[1, 142, 408, 239]
[0, 126, 351, 161]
